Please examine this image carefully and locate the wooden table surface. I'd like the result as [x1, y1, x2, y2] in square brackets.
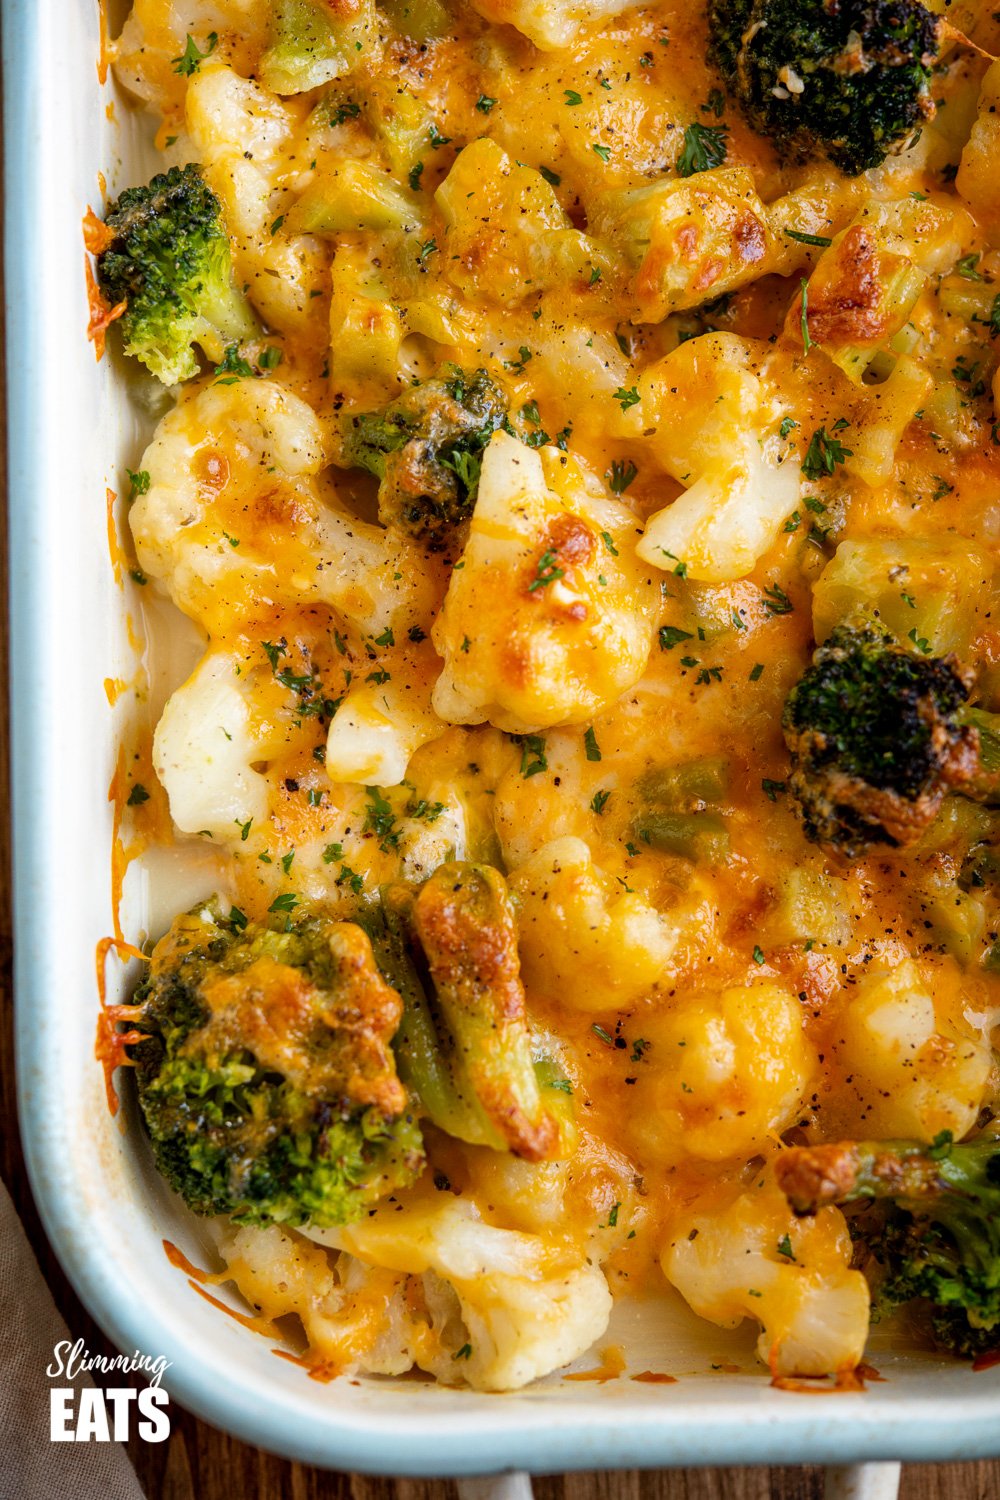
[0, 74, 997, 1500]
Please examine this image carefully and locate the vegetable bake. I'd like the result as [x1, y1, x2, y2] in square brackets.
[92, 0, 1000, 1391]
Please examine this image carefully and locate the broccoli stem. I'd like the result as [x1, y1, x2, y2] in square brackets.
[363, 899, 504, 1150]
[384, 863, 561, 1161]
[777, 1136, 1000, 1356]
[960, 706, 1000, 795]
[776, 1137, 998, 1215]
[634, 757, 730, 863]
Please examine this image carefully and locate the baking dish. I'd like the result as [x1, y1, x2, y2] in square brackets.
[5, 0, 1000, 1475]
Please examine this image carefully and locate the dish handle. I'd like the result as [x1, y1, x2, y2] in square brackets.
[456, 1464, 902, 1500]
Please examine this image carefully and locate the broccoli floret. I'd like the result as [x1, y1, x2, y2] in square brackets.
[341, 367, 508, 550]
[777, 1135, 1000, 1358]
[362, 862, 566, 1161]
[783, 625, 1000, 858]
[97, 165, 257, 386]
[128, 901, 424, 1226]
[707, 0, 941, 176]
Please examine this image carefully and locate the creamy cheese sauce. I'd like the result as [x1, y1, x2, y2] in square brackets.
[102, 0, 1000, 1389]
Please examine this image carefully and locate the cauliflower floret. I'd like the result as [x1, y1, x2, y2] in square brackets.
[510, 837, 675, 1012]
[467, 0, 638, 49]
[129, 379, 433, 637]
[325, 676, 444, 788]
[831, 960, 992, 1142]
[435, 140, 600, 306]
[112, 1, 268, 116]
[662, 1175, 870, 1377]
[154, 638, 465, 897]
[592, 168, 776, 324]
[957, 60, 1000, 239]
[212, 1222, 426, 1376]
[636, 334, 800, 583]
[432, 432, 656, 733]
[217, 1209, 612, 1390]
[811, 535, 992, 657]
[185, 65, 328, 337]
[153, 648, 291, 839]
[629, 983, 816, 1165]
[307, 1197, 612, 1390]
[449, 1125, 641, 1256]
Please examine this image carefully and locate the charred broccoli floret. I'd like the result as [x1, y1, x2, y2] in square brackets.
[128, 901, 424, 1226]
[783, 626, 1000, 858]
[97, 164, 257, 385]
[341, 367, 508, 550]
[363, 861, 568, 1161]
[707, 0, 941, 176]
[777, 1135, 1000, 1358]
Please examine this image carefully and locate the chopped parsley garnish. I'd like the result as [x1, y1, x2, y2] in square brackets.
[364, 786, 401, 851]
[584, 727, 602, 762]
[677, 120, 728, 176]
[659, 625, 695, 651]
[761, 582, 794, 616]
[608, 459, 638, 494]
[784, 228, 832, 247]
[268, 892, 300, 914]
[518, 735, 548, 777]
[799, 279, 812, 354]
[329, 100, 361, 126]
[801, 426, 853, 480]
[214, 344, 255, 384]
[528, 549, 565, 592]
[171, 32, 218, 76]
[956, 253, 985, 281]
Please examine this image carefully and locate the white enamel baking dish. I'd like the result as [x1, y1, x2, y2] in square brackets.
[6, 0, 1000, 1476]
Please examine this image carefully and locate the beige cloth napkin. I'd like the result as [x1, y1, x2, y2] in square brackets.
[0, 1176, 145, 1500]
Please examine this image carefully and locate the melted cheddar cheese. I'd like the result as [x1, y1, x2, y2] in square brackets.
[106, 0, 1000, 1391]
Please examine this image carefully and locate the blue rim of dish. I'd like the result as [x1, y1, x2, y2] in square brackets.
[5, 0, 1000, 1474]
